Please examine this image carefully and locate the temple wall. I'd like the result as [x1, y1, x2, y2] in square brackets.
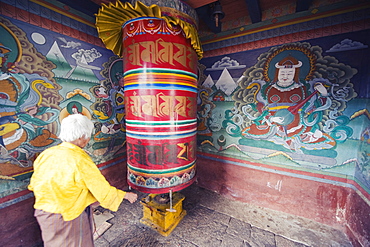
[196, 3, 370, 246]
[0, 0, 369, 246]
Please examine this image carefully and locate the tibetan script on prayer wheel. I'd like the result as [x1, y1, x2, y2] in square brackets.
[123, 17, 198, 193]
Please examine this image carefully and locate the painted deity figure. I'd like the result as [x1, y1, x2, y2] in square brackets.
[242, 55, 335, 152]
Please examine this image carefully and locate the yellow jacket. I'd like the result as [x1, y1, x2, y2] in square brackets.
[28, 142, 126, 221]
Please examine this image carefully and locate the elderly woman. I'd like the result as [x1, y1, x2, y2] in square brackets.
[28, 114, 137, 247]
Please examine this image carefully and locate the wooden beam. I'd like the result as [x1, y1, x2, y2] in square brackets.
[296, 0, 313, 12]
[195, 4, 222, 33]
[57, 0, 100, 15]
[244, 0, 261, 24]
[183, 0, 217, 9]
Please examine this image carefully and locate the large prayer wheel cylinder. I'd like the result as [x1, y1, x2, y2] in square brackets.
[96, 0, 202, 194]
[123, 18, 198, 194]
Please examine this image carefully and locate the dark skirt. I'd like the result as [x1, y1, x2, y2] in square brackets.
[34, 206, 94, 247]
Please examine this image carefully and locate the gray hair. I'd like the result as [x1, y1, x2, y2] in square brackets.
[58, 114, 94, 142]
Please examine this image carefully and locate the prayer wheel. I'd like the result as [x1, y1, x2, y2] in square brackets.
[123, 17, 198, 193]
[96, 0, 202, 194]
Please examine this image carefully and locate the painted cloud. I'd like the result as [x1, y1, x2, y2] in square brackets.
[206, 56, 246, 71]
[326, 38, 368, 52]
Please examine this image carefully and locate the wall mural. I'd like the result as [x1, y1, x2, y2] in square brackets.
[0, 16, 125, 197]
[198, 38, 370, 193]
[0, 19, 61, 182]
[235, 42, 356, 153]
[90, 56, 126, 158]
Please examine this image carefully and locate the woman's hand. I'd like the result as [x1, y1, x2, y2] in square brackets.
[124, 192, 138, 203]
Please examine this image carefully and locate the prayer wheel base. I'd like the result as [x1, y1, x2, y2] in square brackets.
[140, 193, 186, 237]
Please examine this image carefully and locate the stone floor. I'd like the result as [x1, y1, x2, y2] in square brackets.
[93, 184, 352, 247]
